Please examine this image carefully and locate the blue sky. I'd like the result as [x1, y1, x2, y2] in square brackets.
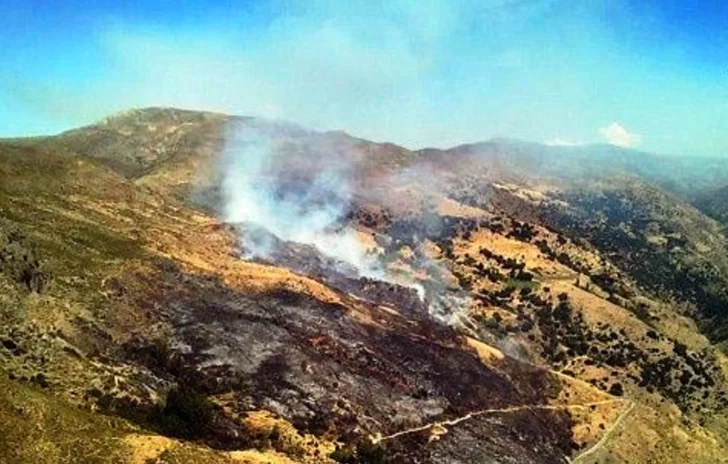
[1, 0, 727, 156]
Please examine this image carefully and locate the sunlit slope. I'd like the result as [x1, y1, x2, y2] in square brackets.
[2, 107, 728, 463]
[0, 139, 584, 463]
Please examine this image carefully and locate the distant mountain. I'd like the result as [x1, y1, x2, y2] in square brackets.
[425, 138, 728, 198]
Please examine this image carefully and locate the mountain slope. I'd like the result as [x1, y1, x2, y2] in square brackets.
[426, 138, 728, 197]
[0, 130, 584, 463]
[2, 107, 728, 463]
[694, 183, 728, 231]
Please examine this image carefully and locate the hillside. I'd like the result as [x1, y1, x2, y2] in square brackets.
[1, 107, 728, 463]
[694, 184, 728, 232]
[418, 139, 728, 197]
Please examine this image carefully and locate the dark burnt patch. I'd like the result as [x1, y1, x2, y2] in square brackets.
[111, 261, 574, 462]
[386, 408, 573, 464]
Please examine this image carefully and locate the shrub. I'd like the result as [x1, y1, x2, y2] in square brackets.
[331, 446, 357, 464]
[608, 383, 624, 396]
[153, 384, 215, 439]
[331, 440, 387, 464]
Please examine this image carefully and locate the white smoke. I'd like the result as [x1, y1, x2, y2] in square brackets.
[220, 122, 385, 279]
[219, 122, 478, 317]
[598, 122, 642, 148]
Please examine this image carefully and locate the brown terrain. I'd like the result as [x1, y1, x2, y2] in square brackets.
[1, 107, 728, 463]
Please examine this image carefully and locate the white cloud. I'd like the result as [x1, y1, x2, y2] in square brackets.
[598, 122, 641, 148]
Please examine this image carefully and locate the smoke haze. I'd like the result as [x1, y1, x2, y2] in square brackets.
[220, 123, 385, 279]
[2, 0, 727, 157]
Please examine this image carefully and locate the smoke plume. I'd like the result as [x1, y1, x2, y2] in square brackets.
[220, 122, 384, 280]
[219, 120, 481, 324]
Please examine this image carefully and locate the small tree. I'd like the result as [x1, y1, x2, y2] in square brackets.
[154, 384, 214, 439]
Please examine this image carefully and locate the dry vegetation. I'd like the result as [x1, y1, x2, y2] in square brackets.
[2, 108, 728, 463]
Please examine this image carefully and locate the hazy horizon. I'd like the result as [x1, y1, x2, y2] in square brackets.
[2, 0, 727, 157]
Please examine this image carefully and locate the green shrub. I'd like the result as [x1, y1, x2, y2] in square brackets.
[505, 279, 540, 292]
[356, 440, 387, 463]
[330, 440, 387, 464]
[153, 384, 215, 439]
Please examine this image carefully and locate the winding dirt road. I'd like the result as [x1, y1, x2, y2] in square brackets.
[571, 400, 636, 463]
[371, 398, 635, 463]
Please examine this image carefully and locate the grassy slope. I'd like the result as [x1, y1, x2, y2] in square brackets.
[0, 129, 602, 463]
[3, 109, 728, 463]
[0, 370, 131, 464]
[0, 141, 312, 464]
